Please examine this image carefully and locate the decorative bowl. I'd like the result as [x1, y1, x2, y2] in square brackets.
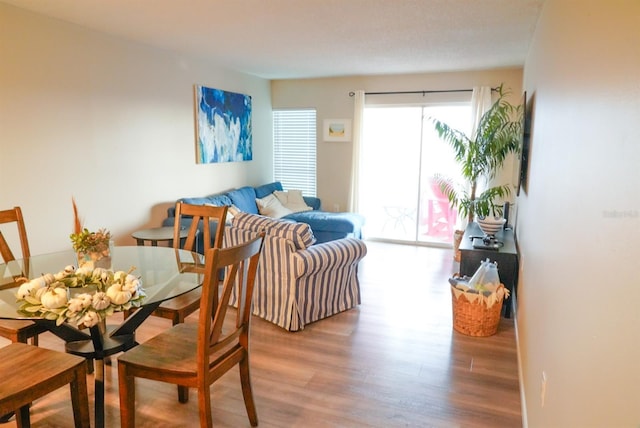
[476, 217, 506, 236]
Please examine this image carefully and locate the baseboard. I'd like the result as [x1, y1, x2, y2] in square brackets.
[512, 294, 528, 428]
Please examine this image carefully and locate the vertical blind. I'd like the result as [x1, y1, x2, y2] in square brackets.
[273, 109, 317, 196]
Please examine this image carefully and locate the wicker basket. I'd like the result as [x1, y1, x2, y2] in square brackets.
[450, 284, 505, 337]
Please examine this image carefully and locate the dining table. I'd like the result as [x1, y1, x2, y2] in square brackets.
[0, 245, 205, 428]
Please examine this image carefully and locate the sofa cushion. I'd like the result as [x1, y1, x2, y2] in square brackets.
[205, 203, 240, 225]
[274, 190, 313, 213]
[284, 211, 365, 234]
[170, 194, 233, 218]
[226, 186, 259, 214]
[178, 194, 232, 207]
[256, 194, 293, 219]
[254, 181, 284, 199]
[233, 212, 316, 249]
[206, 194, 233, 206]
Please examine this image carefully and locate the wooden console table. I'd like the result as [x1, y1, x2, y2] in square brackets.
[458, 222, 519, 318]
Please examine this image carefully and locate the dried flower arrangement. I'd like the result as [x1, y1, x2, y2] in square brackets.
[69, 198, 112, 268]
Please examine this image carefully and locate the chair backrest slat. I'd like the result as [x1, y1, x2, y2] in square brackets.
[173, 202, 228, 253]
[197, 233, 264, 371]
[0, 207, 30, 263]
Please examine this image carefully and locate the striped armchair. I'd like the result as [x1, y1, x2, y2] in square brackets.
[225, 212, 367, 331]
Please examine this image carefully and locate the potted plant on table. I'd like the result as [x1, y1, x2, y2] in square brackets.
[70, 198, 112, 269]
[430, 84, 523, 239]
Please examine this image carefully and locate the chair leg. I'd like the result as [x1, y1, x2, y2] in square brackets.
[118, 362, 136, 428]
[86, 358, 95, 374]
[197, 384, 213, 428]
[178, 386, 189, 403]
[239, 356, 258, 427]
[174, 314, 190, 404]
[70, 362, 90, 428]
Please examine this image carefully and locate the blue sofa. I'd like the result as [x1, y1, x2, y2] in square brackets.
[162, 181, 364, 250]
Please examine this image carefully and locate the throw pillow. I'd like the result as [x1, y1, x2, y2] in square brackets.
[273, 190, 312, 213]
[204, 203, 241, 224]
[255, 194, 293, 219]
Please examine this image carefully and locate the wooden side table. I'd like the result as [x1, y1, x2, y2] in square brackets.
[131, 226, 188, 247]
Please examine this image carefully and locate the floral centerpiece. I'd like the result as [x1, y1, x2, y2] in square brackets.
[70, 198, 112, 269]
[15, 265, 145, 328]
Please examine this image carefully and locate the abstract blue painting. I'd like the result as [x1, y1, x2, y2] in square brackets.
[195, 85, 253, 163]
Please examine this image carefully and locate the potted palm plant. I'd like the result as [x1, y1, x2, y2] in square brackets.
[431, 84, 523, 237]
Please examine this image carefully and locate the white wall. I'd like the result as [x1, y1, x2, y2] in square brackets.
[0, 4, 272, 254]
[271, 68, 524, 214]
[518, 1, 640, 426]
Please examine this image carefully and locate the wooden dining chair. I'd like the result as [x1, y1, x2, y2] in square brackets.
[0, 207, 46, 345]
[150, 202, 229, 326]
[0, 342, 90, 428]
[118, 233, 265, 428]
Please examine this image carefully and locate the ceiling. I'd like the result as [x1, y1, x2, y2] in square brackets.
[2, 0, 545, 80]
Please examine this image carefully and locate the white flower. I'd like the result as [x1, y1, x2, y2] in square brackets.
[82, 311, 101, 327]
[77, 293, 93, 308]
[67, 293, 92, 313]
[76, 266, 93, 277]
[91, 292, 110, 310]
[122, 278, 141, 293]
[66, 298, 82, 314]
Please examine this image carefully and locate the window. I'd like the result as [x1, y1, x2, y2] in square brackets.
[360, 102, 471, 245]
[273, 109, 317, 196]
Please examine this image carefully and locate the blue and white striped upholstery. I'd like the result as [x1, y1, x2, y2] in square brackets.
[232, 211, 316, 249]
[226, 213, 367, 331]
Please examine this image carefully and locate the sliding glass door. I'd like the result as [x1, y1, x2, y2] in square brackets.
[359, 103, 471, 245]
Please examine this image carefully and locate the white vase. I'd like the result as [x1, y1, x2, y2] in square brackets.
[476, 216, 506, 236]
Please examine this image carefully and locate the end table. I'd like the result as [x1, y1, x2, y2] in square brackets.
[131, 226, 188, 247]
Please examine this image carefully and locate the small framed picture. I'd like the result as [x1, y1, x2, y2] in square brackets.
[323, 119, 352, 142]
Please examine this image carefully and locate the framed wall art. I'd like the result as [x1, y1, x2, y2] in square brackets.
[323, 118, 352, 142]
[194, 85, 252, 164]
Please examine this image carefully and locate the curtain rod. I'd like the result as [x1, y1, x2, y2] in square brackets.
[348, 87, 498, 97]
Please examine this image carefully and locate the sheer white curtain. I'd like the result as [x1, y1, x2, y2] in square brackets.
[348, 90, 365, 212]
[470, 86, 493, 137]
[457, 86, 493, 229]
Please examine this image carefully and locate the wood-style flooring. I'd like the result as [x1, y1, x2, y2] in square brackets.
[0, 241, 522, 427]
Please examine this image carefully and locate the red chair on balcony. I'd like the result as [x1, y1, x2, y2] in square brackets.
[423, 179, 457, 240]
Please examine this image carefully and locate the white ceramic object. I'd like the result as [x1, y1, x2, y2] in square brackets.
[476, 217, 506, 236]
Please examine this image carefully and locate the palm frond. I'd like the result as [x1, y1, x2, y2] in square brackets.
[429, 83, 523, 222]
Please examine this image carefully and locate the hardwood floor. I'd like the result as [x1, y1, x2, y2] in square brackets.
[0, 241, 521, 427]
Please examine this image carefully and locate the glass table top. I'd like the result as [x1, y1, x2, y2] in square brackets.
[0, 246, 204, 320]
